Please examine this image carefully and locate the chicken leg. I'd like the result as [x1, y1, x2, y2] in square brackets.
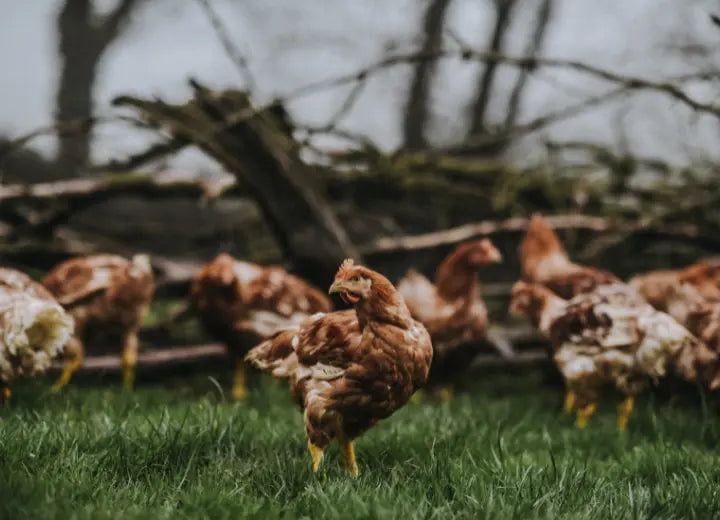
[308, 439, 324, 472]
[231, 359, 248, 400]
[340, 438, 359, 477]
[122, 326, 140, 391]
[617, 396, 634, 432]
[563, 390, 576, 414]
[0, 385, 11, 407]
[51, 336, 84, 392]
[576, 403, 597, 429]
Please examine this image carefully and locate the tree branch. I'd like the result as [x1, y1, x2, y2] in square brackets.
[402, 0, 453, 150]
[100, 0, 142, 46]
[193, 0, 256, 92]
[469, 0, 517, 135]
[363, 214, 719, 254]
[0, 172, 236, 204]
[503, 0, 555, 130]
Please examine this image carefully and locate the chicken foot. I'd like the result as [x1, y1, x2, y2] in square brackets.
[51, 336, 84, 392]
[308, 439, 324, 473]
[575, 403, 597, 429]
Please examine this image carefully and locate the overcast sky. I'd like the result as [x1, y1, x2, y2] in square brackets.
[1, 0, 718, 172]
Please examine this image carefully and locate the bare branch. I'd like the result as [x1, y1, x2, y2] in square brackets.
[285, 48, 720, 120]
[469, 0, 517, 135]
[363, 215, 718, 254]
[402, 0, 453, 150]
[0, 172, 236, 204]
[50, 343, 228, 372]
[503, 0, 555, 130]
[453, 86, 628, 153]
[100, 0, 141, 45]
[193, 0, 256, 92]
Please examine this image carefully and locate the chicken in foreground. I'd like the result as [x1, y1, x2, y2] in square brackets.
[0, 268, 74, 404]
[510, 281, 716, 430]
[246, 259, 433, 476]
[43, 254, 155, 391]
[519, 214, 619, 299]
[189, 253, 332, 399]
[629, 259, 720, 312]
[397, 239, 504, 396]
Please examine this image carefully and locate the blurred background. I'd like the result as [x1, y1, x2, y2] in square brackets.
[1, 0, 719, 359]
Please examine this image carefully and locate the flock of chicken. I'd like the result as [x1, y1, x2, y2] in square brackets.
[2, 214, 720, 476]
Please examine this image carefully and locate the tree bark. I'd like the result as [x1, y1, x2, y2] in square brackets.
[54, 0, 141, 178]
[402, 0, 453, 150]
[503, 0, 554, 130]
[468, 0, 517, 137]
[114, 85, 361, 287]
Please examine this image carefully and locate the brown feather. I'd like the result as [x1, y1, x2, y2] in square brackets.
[518, 214, 619, 299]
[247, 261, 432, 449]
[189, 253, 332, 355]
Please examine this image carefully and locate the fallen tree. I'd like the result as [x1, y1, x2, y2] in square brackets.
[112, 82, 361, 287]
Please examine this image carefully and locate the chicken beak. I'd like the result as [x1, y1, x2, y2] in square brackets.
[488, 247, 503, 263]
[328, 280, 343, 295]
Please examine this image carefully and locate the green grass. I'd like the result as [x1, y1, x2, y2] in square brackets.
[2, 369, 720, 520]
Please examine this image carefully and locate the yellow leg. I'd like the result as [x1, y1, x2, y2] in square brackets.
[340, 439, 359, 477]
[563, 391, 576, 414]
[51, 338, 84, 393]
[1, 387, 11, 407]
[411, 389, 425, 404]
[122, 329, 140, 391]
[617, 396, 634, 432]
[308, 439, 324, 473]
[231, 360, 248, 400]
[437, 385, 454, 402]
[575, 403, 597, 429]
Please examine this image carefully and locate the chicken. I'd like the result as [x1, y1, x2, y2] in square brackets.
[518, 214, 619, 299]
[189, 253, 332, 399]
[42, 254, 155, 391]
[397, 239, 504, 394]
[510, 281, 716, 430]
[662, 283, 720, 388]
[0, 268, 73, 404]
[246, 259, 433, 476]
[629, 259, 720, 312]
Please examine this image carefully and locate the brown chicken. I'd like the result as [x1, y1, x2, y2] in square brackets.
[189, 253, 332, 399]
[397, 239, 504, 394]
[629, 259, 720, 311]
[663, 283, 720, 386]
[519, 214, 619, 299]
[42, 254, 155, 391]
[0, 268, 73, 404]
[246, 259, 433, 476]
[510, 281, 716, 430]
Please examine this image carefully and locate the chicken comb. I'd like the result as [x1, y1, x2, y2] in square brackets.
[336, 258, 356, 278]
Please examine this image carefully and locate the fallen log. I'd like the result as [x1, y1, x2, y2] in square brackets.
[364, 215, 720, 254]
[114, 83, 361, 287]
[50, 343, 228, 372]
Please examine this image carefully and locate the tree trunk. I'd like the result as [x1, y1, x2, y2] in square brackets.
[114, 85, 361, 287]
[54, 0, 141, 179]
[468, 0, 517, 136]
[402, 0, 453, 150]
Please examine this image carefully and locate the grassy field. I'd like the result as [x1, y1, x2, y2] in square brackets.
[1, 367, 720, 520]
